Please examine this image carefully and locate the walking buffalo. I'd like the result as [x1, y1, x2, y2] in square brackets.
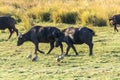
[109, 14, 120, 32]
[62, 27, 95, 56]
[17, 26, 63, 61]
[0, 16, 18, 40]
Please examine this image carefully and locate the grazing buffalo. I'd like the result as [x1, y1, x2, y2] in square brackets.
[17, 26, 63, 61]
[0, 16, 18, 40]
[62, 27, 95, 56]
[109, 14, 120, 32]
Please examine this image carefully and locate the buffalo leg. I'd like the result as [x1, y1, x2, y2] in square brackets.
[47, 42, 54, 54]
[32, 53, 38, 61]
[32, 48, 38, 61]
[32, 44, 38, 61]
[32, 43, 39, 61]
[32, 42, 44, 61]
[59, 43, 63, 55]
[7, 28, 14, 40]
[89, 43, 93, 56]
[36, 43, 44, 54]
[65, 45, 78, 56]
[33, 40, 44, 54]
[71, 45, 78, 56]
[38, 49, 44, 54]
[87, 42, 93, 56]
[13, 27, 18, 36]
[114, 24, 118, 32]
[65, 46, 70, 56]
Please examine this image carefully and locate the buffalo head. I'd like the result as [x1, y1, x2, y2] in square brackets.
[17, 34, 27, 46]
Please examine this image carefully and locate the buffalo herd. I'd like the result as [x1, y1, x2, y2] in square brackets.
[0, 15, 119, 61]
[16, 26, 95, 61]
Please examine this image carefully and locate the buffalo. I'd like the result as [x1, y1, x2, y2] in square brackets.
[17, 26, 63, 61]
[109, 14, 120, 32]
[61, 27, 95, 56]
[0, 16, 18, 40]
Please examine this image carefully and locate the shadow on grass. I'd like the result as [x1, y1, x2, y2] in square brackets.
[65, 54, 86, 57]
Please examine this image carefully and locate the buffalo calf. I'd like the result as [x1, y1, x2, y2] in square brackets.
[17, 26, 63, 61]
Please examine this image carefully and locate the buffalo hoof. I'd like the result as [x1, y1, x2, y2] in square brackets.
[32, 56, 38, 61]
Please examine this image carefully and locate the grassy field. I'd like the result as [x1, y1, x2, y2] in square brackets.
[0, 0, 120, 80]
[0, 23, 120, 80]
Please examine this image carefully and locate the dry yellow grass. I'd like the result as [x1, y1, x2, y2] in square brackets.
[0, 0, 120, 28]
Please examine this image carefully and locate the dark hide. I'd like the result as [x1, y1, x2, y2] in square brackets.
[0, 16, 18, 39]
[62, 27, 95, 56]
[17, 26, 63, 61]
[109, 14, 120, 32]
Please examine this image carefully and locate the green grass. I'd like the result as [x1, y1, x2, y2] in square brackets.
[0, 23, 120, 80]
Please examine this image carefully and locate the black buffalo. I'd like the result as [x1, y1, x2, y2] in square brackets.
[17, 26, 63, 61]
[62, 27, 95, 56]
[0, 16, 18, 39]
[109, 14, 120, 32]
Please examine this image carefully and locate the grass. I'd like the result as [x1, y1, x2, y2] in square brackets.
[0, 23, 120, 80]
[0, 0, 120, 79]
